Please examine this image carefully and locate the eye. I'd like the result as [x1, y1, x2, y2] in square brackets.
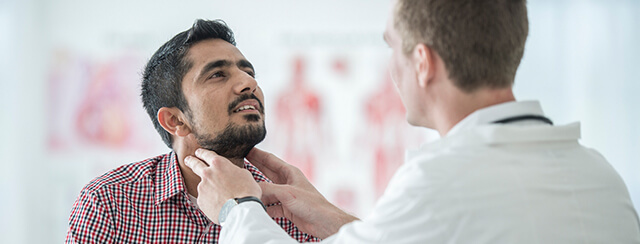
[245, 70, 256, 78]
[208, 71, 225, 79]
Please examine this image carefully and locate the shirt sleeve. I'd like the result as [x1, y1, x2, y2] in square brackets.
[65, 188, 114, 243]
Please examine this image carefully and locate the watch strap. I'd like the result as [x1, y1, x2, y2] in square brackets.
[235, 196, 267, 212]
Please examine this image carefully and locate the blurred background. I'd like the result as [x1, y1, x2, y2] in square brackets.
[0, 0, 638, 243]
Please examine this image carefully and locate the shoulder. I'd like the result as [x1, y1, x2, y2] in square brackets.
[80, 153, 170, 197]
[397, 145, 471, 181]
[384, 139, 504, 196]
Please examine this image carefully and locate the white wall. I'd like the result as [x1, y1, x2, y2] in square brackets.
[516, 0, 640, 209]
[1, 0, 48, 243]
[0, 0, 638, 243]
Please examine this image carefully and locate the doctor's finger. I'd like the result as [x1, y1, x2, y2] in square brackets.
[247, 148, 290, 184]
[259, 182, 298, 207]
[185, 156, 208, 177]
[266, 204, 286, 219]
[258, 182, 281, 205]
[194, 148, 220, 162]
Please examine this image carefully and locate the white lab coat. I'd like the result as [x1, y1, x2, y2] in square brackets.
[221, 101, 640, 243]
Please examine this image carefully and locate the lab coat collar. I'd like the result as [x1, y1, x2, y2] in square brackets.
[447, 100, 546, 136]
[408, 101, 581, 158]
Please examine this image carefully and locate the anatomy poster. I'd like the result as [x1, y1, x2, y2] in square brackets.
[47, 49, 164, 155]
[260, 45, 432, 215]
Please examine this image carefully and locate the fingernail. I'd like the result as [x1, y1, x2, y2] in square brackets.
[195, 148, 202, 156]
[184, 156, 192, 166]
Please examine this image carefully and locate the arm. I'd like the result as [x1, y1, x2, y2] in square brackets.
[184, 148, 357, 238]
[66, 188, 113, 243]
[191, 148, 458, 243]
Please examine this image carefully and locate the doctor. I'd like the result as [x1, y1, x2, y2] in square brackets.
[185, 0, 640, 243]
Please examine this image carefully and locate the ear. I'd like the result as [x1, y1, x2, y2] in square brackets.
[412, 43, 435, 88]
[157, 107, 192, 138]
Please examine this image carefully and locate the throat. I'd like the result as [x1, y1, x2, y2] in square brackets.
[228, 157, 246, 168]
[180, 156, 246, 198]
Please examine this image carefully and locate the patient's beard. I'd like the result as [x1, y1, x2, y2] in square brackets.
[193, 121, 266, 159]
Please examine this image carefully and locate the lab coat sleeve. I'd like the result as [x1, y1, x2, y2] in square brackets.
[220, 201, 301, 244]
[219, 200, 389, 244]
[220, 158, 442, 244]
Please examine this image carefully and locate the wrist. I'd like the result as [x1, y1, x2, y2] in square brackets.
[313, 205, 359, 239]
[218, 196, 266, 225]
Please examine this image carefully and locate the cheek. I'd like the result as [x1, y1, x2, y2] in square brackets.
[389, 53, 418, 121]
[388, 55, 401, 87]
[195, 96, 229, 123]
[389, 53, 408, 90]
[255, 87, 265, 103]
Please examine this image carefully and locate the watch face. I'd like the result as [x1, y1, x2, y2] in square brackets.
[218, 199, 238, 226]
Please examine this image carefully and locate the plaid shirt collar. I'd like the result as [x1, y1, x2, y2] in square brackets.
[154, 151, 185, 205]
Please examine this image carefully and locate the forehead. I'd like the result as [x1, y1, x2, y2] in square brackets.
[384, 4, 399, 44]
[385, 1, 400, 33]
[185, 38, 246, 66]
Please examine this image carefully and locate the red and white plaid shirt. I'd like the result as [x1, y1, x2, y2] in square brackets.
[66, 152, 319, 243]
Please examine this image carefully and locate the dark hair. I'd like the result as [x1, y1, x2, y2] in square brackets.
[395, 0, 528, 92]
[141, 19, 236, 148]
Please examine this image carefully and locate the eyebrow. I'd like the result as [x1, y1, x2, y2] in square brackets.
[238, 59, 254, 72]
[197, 59, 256, 81]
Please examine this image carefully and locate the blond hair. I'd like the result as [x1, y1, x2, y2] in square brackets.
[395, 0, 528, 92]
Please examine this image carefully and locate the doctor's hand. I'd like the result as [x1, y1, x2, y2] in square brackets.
[185, 148, 261, 224]
[247, 148, 359, 239]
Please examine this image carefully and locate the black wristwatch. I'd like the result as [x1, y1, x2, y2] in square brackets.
[218, 196, 267, 226]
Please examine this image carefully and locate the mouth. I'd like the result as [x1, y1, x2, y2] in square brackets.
[234, 104, 258, 113]
[231, 99, 262, 114]
[228, 93, 265, 116]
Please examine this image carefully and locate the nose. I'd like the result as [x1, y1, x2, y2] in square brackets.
[233, 70, 258, 94]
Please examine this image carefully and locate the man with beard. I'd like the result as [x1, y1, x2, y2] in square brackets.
[65, 19, 319, 243]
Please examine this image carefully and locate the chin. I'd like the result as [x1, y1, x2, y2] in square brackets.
[406, 113, 418, 126]
[406, 113, 429, 128]
[243, 114, 262, 122]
